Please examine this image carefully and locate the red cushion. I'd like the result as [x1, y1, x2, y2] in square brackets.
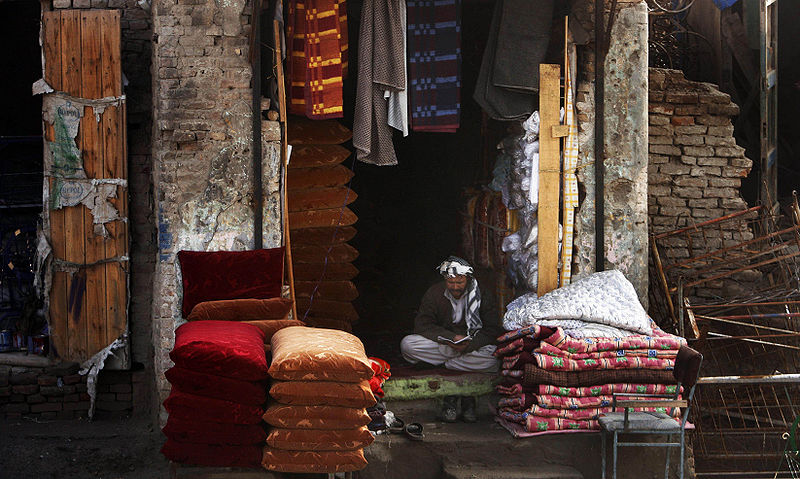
[164, 388, 265, 424]
[170, 320, 268, 381]
[164, 366, 267, 406]
[186, 297, 294, 322]
[161, 439, 262, 468]
[163, 416, 267, 445]
[178, 248, 284, 318]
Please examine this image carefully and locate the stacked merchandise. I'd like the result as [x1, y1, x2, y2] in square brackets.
[492, 271, 687, 435]
[262, 326, 376, 474]
[161, 320, 271, 467]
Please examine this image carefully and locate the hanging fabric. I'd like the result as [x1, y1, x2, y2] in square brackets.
[407, 0, 461, 133]
[287, 0, 348, 119]
[352, 0, 406, 165]
[559, 22, 578, 287]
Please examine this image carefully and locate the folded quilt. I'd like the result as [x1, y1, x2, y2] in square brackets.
[497, 394, 536, 410]
[543, 326, 686, 355]
[495, 337, 539, 357]
[495, 383, 535, 396]
[523, 363, 677, 388]
[502, 270, 652, 335]
[498, 408, 599, 431]
[501, 351, 536, 371]
[534, 353, 675, 372]
[538, 383, 680, 397]
[536, 394, 676, 410]
[496, 325, 556, 344]
[536, 342, 679, 360]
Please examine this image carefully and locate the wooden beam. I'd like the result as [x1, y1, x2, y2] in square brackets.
[537, 64, 561, 296]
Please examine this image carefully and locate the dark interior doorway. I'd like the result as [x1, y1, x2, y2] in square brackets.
[0, 1, 43, 338]
[341, 0, 510, 362]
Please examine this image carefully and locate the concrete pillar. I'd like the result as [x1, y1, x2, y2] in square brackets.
[575, 0, 649, 306]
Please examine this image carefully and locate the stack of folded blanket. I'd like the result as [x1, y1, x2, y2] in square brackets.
[161, 320, 271, 467]
[493, 323, 686, 435]
[262, 326, 376, 474]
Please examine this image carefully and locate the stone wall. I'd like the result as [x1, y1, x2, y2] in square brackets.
[150, 0, 282, 420]
[647, 68, 754, 302]
[48, 0, 156, 417]
[572, 0, 650, 305]
[0, 362, 145, 419]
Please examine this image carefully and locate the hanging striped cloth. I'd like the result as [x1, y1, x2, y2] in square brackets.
[559, 41, 579, 286]
[287, 0, 347, 119]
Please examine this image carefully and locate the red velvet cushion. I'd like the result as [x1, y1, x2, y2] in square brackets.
[164, 366, 267, 406]
[170, 320, 268, 381]
[162, 439, 262, 468]
[178, 248, 284, 318]
[186, 298, 294, 322]
[163, 416, 267, 445]
[164, 388, 265, 424]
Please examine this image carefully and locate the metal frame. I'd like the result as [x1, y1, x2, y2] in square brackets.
[600, 356, 702, 479]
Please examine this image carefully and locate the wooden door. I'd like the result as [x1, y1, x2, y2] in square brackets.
[42, 10, 128, 364]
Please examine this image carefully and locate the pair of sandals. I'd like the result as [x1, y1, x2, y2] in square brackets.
[388, 418, 424, 441]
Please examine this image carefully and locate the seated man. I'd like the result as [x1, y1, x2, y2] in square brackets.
[400, 256, 500, 423]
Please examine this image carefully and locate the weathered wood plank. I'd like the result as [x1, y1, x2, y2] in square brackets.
[293, 262, 359, 281]
[287, 116, 352, 145]
[61, 10, 87, 360]
[293, 280, 359, 301]
[287, 165, 353, 190]
[100, 11, 127, 348]
[289, 145, 351, 169]
[287, 186, 356, 212]
[292, 243, 359, 264]
[80, 11, 106, 358]
[296, 299, 358, 322]
[290, 226, 357, 245]
[537, 64, 561, 296]
[43, 11, 68, 360]
[288, 207, 357, 229]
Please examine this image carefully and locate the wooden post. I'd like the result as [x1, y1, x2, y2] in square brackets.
[537, 63, 561, 296]
[274, 20, 298, 321]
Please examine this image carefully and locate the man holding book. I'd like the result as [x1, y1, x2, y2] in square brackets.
[400, 256, 501, 422]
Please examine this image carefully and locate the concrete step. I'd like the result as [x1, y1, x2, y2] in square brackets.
[443, 463, 583, 479]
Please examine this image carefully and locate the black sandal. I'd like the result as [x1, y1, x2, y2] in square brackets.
[404, 422, 424, 441]
[388, 417, 405, 434]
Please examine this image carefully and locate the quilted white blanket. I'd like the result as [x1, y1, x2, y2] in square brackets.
[502, 270, 652, 338]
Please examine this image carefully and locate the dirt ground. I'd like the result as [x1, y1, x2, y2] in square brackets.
[0, 416, 170, 478]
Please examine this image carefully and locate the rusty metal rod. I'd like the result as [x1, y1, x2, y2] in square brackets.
[663, 224, 800, 272]
[698, 374, 800, 385]
[709, 312, 800, 320]
[653, 206, 762, 240]
[689, 300, 800, 309]
[679, 250, 800, 290]
[705, 332, 800, 350]
[695, 314, 800, 335]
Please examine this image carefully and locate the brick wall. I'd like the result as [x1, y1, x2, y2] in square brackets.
[648, 68, 755, 301]
[48, 0, 156, 417]
[150, 0, 283, 420]
[0, 362, 144, 420]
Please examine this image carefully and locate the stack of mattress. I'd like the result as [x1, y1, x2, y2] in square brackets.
[262, 326, 376, 474]
[494, 323, 686, 436]
[161, 320, 271, 467]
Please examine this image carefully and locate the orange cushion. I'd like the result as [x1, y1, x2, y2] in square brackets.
[267, 426, 374, 451]
[269, 326, 373, 382]
[261, 447, 367, 473]
[269, 380, 376, 408]
[187, 298, 294, 322]
[262, 402, 371, 429]
[243, 320, 306, 341]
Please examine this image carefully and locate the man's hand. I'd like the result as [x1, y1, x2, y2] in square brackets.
[449, 335, 470, 353]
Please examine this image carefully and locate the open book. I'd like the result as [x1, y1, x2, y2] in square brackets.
[437, 335, 473, 346]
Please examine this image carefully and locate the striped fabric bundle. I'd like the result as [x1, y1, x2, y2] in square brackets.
[287, 0, 348, 119]
[407, 0, 461, 132]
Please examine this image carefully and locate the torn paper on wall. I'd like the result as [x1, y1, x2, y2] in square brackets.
[42, 93, 128, 236]
[79, 334, 128, 420]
